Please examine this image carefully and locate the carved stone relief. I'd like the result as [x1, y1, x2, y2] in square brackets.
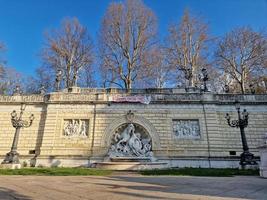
[63, 119, 89, 138]
[108, 123, 153, 158]
[173, 119, 200, 139]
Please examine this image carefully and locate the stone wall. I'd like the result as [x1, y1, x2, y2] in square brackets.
[0, 89, 266, 168]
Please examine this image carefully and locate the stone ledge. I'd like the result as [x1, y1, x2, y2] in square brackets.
[260, 167, 267, 178]
[0, 163, 21, 169]
[94, 161, 167, 170]
[0, 89, 267, 104]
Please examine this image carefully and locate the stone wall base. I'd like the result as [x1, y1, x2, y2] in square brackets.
[28, 156, 261, 169]
[158, 158, 241, 169]
[259, 167, 267, 178]
[34, 157, 90, 168]
[0, 163, 21, 169]
[94, 161, 167, 170]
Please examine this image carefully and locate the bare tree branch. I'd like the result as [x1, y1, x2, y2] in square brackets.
[41, 17, 95, 89]
[165, 10, 212, 87]
[99, 0, 158, 90]
[215, 27, 267, 93]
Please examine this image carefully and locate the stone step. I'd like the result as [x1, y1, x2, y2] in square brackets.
[94, 161, 167, 170]
[110, 157, 151, 162]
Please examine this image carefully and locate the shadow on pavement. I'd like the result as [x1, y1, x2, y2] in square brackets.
[91, 175, 267, 200]
[0, 187, 32, 200]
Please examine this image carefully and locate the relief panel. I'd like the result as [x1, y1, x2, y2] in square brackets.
[172, 119, 200, 139]
[63, 119, 89, 138]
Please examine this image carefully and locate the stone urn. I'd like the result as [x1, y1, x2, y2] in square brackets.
[258, 133, 267, 178]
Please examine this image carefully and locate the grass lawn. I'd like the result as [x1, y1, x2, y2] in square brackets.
[0, 167, 112, 176]
[0, 167, 259, 177]
[140, 168, 259, 177]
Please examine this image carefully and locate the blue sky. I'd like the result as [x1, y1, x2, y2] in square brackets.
[0, 0, 266, 76]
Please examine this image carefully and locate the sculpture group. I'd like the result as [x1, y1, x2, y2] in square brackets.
[63, 119, 88, 137]
[173, 120, 200, 139]
[108, 123, 153, 158]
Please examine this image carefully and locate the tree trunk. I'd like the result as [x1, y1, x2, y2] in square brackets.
[240, 81, 245, 94]
[125, 78, 132, 93]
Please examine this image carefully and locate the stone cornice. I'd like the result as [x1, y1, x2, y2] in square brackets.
[0, 88, 267, 105]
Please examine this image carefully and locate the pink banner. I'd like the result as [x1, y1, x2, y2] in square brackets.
[111, 95, 151, 104]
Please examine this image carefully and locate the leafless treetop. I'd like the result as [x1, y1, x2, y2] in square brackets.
[42, 18, 94, 89]
[166, 10, 211, 87]
[99, 0, 157, 89]
[215, 27, 267, 93]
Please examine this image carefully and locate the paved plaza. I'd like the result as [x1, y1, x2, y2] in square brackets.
[0, 173, 266, 200]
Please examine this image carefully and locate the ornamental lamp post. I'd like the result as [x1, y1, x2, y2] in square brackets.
[225, 100, 257, 168]
[1, 104, 34, 167]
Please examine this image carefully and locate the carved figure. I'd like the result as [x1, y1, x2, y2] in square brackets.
[173, 120, 200, 139]
[63, 119, 88, 137]
[114, 132, 121, 142]
[128, 132, 142, 156]
[80, 121, 87, 136]
[64, 121, 71, 136]
[108, 123, 153, 158]
[116, 123, 134, 147]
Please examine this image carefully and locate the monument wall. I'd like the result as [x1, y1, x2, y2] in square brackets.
[0, 89, 266, 168]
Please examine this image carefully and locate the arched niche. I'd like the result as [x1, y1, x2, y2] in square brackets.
[101, 114, 161, 150]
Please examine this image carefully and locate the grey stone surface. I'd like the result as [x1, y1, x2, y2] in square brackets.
[0, 174, 266, 200]
[1, 91, 267, 168]
[258, 133, 267, 178]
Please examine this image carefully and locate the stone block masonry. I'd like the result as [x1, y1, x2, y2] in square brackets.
[0, 89, 266, 168]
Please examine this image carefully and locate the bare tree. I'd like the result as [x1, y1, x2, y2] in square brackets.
[137, 46, 174, 88]
[0, 67, 22, 95]
[99, 0, 158, 90]
[23, 66, 54, 94]
[0, 43, 23, 95]
[165, 10, 211, 87]
[215, 27, 267, 94]
[78, 64, 97, 88]
[0, 42, 6, 79]
[42, 18, 94, 89]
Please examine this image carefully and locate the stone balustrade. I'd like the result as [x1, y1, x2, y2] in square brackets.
[0, 88, 266, 105]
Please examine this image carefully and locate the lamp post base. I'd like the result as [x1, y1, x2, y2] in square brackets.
[1, 151, 20, 165]
[0, 163, 21, 169]
[240, 151, 258, 168]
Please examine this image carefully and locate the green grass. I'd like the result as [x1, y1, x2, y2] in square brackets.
[0, 167, 259, 177]
[0, 167, 112, 176]
[139, 168, 259, 177]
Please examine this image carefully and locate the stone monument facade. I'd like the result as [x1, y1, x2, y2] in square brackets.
[0, 88, 266, 168]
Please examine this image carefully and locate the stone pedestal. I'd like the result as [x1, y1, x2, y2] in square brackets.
[0, 163, 21, 169]
[258, 145, 267, 178]
[185, 86, 200, 93]
[94, 161, 167, 170]
[1, 150, 21, 169]
[95, 156, 167, 170]
[67, 86, 81, 93]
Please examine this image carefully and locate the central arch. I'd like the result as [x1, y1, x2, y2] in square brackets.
[101, 114, 161, 151]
